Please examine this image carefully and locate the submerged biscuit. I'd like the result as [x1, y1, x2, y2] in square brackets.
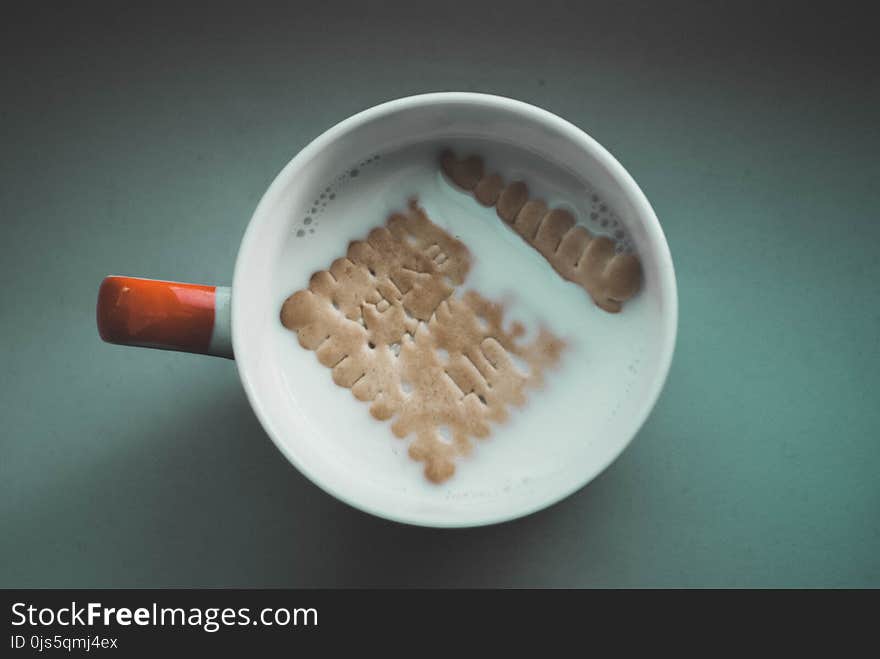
[440, 150, 642, 312]
[473, 173, 504, 206]
[440, 150, 484, 190]
[280, 200, 564, 483]
[496, 181, 529, 222]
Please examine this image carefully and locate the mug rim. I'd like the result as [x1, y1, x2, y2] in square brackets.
[231, 91, 678, 527]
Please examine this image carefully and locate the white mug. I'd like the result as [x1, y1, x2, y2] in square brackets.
[97, 92, 678, 527]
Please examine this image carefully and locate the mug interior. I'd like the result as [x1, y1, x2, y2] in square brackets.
[232, 93, 677, 527]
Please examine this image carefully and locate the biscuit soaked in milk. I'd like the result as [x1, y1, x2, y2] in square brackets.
[441, 150, 642, 313]
[280, 200, 564, 483]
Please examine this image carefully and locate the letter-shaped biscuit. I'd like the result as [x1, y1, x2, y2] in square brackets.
[281, 201, 564, 483]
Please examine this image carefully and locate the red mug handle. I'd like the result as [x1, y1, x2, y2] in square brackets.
[96, 276, 233, 358]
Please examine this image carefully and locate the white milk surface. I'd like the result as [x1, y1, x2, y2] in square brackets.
[270, 140, 659, 501]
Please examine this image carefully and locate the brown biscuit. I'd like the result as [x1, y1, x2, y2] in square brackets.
[572, 237, 642, 313]
[555, 225, 592, 269]
[496, 181, 529, 223]
[393, 294, 562, 483]
[513, 200, 548, 241]
[280, 200, 564, 483]
[440, 150, 484, 190]
[473, 173, 504, 206]
[534, 208, 576, 259]
[441, 150, 642, 312]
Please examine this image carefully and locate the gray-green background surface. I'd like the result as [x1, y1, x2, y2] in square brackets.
[2, 1, 878, 587]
